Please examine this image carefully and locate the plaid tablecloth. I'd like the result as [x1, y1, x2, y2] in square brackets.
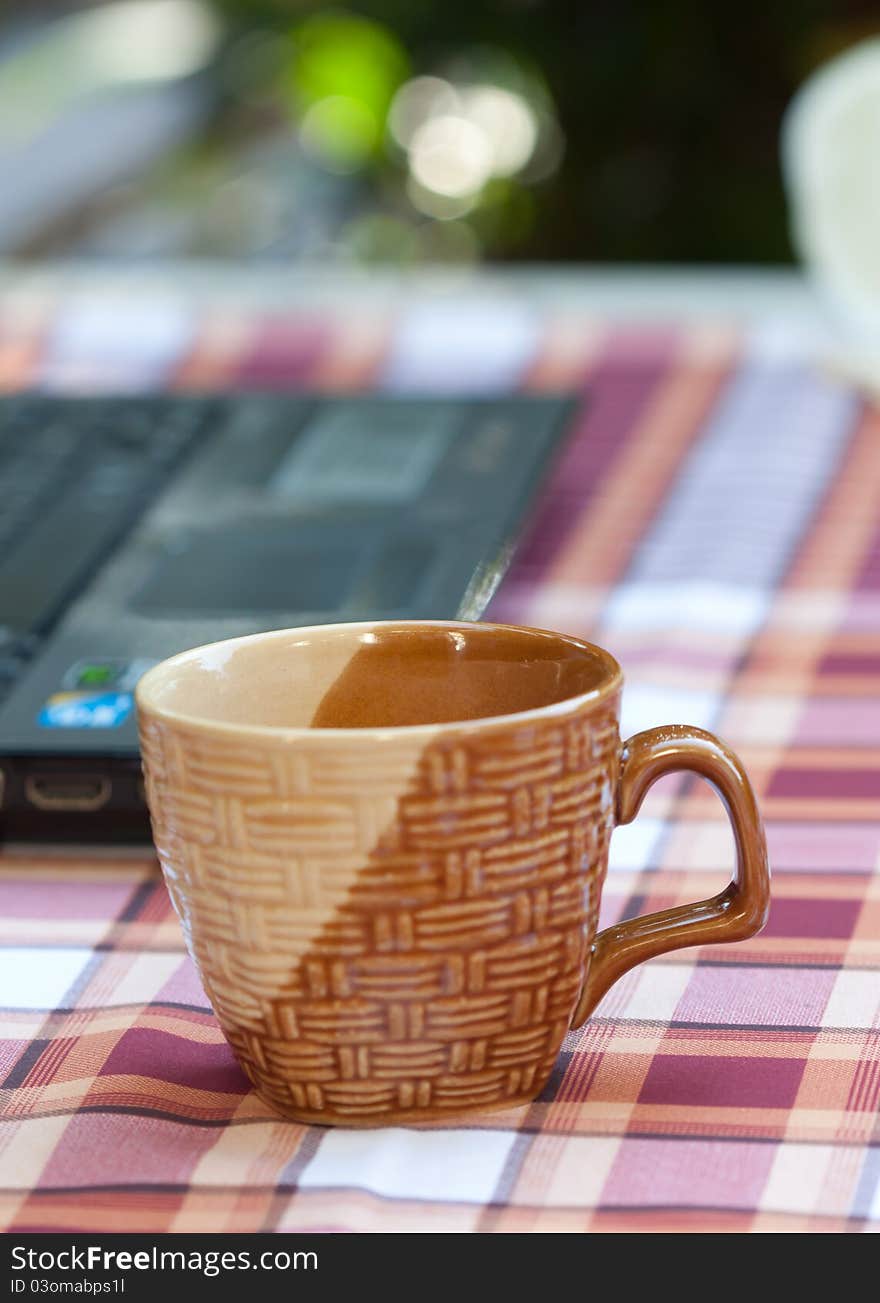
[1, 287, 879, 1233]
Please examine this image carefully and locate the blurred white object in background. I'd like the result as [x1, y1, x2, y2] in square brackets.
[783, 38, 880, 387]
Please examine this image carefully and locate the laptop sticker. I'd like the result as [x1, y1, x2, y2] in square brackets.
[38, 691, 134, 729]
[62, 658, 156, 692]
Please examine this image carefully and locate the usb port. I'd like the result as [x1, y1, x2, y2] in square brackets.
[25, 773, 112, 812]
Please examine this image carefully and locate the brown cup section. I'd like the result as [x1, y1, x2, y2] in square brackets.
[138, 622, 770, 1126]
[310, 625, 607, 728]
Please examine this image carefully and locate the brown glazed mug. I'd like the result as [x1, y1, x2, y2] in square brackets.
[136, 620, 770, 1126]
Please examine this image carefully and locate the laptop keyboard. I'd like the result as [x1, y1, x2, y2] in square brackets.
[0, 392, 574, 750]
[0, 396, 219, 701]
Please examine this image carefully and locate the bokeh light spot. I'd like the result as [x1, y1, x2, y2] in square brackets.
[388, 76, 459, 148]
[459, 85, 538, 176]
[409, 114, 493, 199]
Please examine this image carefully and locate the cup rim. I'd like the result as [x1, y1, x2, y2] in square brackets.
[135, 619, 624, 741]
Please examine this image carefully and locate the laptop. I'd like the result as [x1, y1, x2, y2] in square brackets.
[0, 391, 573, 842]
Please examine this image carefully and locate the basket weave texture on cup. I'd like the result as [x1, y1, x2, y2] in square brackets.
[140, 693, 620, 1124]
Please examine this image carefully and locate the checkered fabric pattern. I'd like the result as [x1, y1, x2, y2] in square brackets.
[1, 292, 879, 1232]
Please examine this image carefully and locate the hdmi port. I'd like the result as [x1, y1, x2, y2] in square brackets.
[25, 773, 112, 812]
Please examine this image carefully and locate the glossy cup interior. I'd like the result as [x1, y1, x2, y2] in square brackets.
[136, 620, 621, 733]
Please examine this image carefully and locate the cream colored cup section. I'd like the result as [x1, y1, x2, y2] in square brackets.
[139, 713, 428, 1030]
[136, 629, 359, 730]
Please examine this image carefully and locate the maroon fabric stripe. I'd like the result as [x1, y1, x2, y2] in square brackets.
[856, 523, 880, 589]
[233, 317, 329, 388]
[761, 898, 862, 939]
[99, 1028, 247, 1094]
[639, 1054, 807, 1109]
[820, 652, 880, 675]
[767, 768, 880, 800]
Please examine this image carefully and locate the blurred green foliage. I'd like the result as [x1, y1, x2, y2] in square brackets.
[29, 0, 880, 262]
[208, 0, 880, 262]
[281, 13, 409, 165]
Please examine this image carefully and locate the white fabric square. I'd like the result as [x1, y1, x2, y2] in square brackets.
[40, 298, 193, 390]
[0, 948, 91, 1010]
[621, 963, 693, 1022]
[619, 684, 720, 739]
[189, 1122, 298, 1189]
[100, 953, 185, 1007]
[604, 581, 769, 637]
[300, 1127, 515, 1203]
[745, 317, 832, 365]
[0, 1115, 71, 1189]
[663, 817, 738, 871]
[515, 1135, 620, 1207]
[382, 301, 539, 391]
[717, 694, 803, 746]
[608, 816, 665, 871]
[762, 1143, 837, 1215]
[820, 970, 880, 1030]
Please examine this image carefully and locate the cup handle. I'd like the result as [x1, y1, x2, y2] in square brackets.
[571, 725, 770, 1028]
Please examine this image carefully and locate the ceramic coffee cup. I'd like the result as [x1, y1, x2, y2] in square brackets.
[136, 620, 770, 1126]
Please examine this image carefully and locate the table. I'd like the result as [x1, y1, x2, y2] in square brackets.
[1, 268, 878, 1232]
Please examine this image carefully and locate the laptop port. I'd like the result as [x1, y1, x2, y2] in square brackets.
[25, 773, 112, 812]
